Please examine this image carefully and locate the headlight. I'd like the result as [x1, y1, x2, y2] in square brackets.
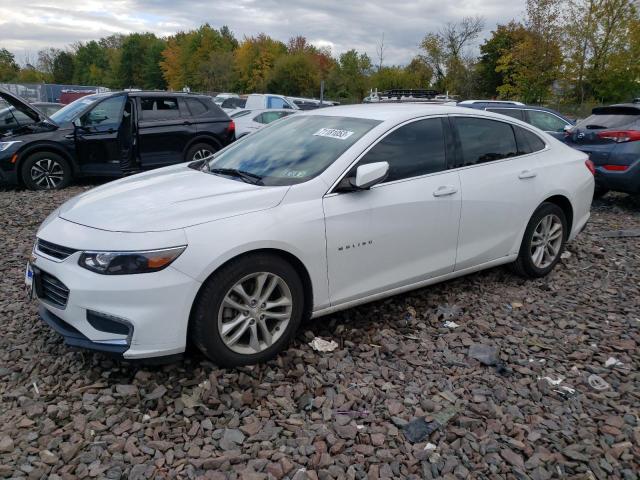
[0, 141, 22, 152]
[78, 246, 186, 275]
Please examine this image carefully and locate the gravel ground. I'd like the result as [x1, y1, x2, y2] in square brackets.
[1, 185, 639, 480]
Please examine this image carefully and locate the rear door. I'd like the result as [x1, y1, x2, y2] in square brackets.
[137, 96, 191, 167]
[452, 116, 546, 270]
[323, 117, 461, 304]
[74, 94, 126, 175]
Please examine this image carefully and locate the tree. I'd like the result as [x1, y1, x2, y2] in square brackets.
[376, 33, 385, 71]
[268, 53, 319, 96]
[233, 34, 287, 92]
[326, 49, 372, 101]
[419, 16, 485, 94]
[52, 51, 75, 84]
[117, 33, 166, 89]
[477, 23, 523, 97]
[0, 48, 19, 81]
[73, 41, 110, 85]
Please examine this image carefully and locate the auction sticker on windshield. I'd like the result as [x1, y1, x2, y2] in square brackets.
[313, 128, 354, 140]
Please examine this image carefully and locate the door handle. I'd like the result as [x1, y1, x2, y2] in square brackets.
[433, 185, 458, 197]
[518, 170, 537, 179]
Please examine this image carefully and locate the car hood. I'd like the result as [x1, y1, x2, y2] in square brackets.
[0, 88, 57, 126]
[58, 165, 290, 232]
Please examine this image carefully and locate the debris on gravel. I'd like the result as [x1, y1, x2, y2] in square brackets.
[1, 186, 639, 478]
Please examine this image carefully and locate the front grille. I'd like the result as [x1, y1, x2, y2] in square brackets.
[36, 239, 78, 261]
[37, 270, 70, 309]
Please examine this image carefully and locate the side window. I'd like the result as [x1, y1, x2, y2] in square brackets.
[81, 96, 125, 128]
[140, 97, 180, 120]
[13, 109, 35, 126]
[261, 111, 284, 124]
[527, 110, 567, 132]
[0, 104, 20, 129]
[267, 97, 287, 109]
[514, 125, 546, 155]
[253, 113, 265, 124]
[357, 118, 447, 182]
[487, 108, 524, 121]
[186, 98, 207, 116]
[454, 117, 517, 165]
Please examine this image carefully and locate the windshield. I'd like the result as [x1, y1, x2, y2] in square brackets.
[50, 95, 102, 123]
[206, 115, 381, 186]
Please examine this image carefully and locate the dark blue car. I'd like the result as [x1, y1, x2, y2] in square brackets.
[457, 101, 574, 140]
[564, 104, 640, 197]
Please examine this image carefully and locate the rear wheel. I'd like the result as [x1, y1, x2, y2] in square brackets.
[21, 152, 72, 190]
[186, 142, 218, 162]
[190, 253, 304, 367]
[512, 202, 567, 278]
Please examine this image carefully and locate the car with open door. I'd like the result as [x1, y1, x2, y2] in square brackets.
[29, 104, 593, 366]
[0, 88, 234, 190]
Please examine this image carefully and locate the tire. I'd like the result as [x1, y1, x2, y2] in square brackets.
[185, 142, 218, 162]
[190, 253, 305, 367]
[593, 187, 609, 199]
[21, 152, 72, 190]
[512, 202, 567, 278]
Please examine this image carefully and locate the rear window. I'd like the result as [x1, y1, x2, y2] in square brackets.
[576, 106, 640, 129]
[514, 125, 545, 154]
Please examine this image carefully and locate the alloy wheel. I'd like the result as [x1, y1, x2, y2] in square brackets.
[217, 272, 293, 355]
[193, 148, 213, 161]
[530, 213, 563, 269]
[30, 158, 64, 189]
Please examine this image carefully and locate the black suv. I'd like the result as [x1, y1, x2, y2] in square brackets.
[0, 89, 235, 190]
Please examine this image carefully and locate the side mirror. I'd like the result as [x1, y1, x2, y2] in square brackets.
[563, 124, 573, 132]
[353, 162, 389, 189]
[335, 161, 389, 193]
[73, 118, 82, 128]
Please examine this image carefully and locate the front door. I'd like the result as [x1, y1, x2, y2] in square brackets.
[323, 117, 461, 305]
[75, 95, 126, 176]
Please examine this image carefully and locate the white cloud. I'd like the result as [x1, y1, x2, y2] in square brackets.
[0, 0, 526, 64]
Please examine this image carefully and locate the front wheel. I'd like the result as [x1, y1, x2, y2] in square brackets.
[512, 202, 567, 278]
[21, 152, 72, 190]
[189, 253, 305, 367]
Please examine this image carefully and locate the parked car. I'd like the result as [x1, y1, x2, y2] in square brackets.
[213, 93, 239, 106]
[0, 101, 63, 135]
[458, 100, 574, 139]
[28, 104, 593, 366]
[220, 97, 247, 113]
[244, 93, 298, 110]
[563, 103, 640, 196]
[286, 97, 339, 110]
[0, 89, 234, 190]
[232, 108, 298, 137]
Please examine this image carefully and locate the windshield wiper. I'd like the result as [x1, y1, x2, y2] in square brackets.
[209, 168, 263, 185]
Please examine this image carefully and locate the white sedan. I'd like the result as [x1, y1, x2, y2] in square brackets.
[231, 108, 297, 138]
[29, 104, 594, 366]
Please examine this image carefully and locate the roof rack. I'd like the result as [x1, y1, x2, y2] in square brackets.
[458, 100, 525, 106]
[364, 88, 454, 104]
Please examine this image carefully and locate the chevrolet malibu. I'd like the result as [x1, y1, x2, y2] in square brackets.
[28, 105, 594, 366]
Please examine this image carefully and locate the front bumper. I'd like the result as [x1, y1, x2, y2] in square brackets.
[0, 157, 19, 186]
[33, 247, 201, 360]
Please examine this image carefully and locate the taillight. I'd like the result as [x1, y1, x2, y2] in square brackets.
[602, 164, 628, 171]
[596, 130, 640, 143]
[226, 120, 235, 135]
[585, 159, 595, 175]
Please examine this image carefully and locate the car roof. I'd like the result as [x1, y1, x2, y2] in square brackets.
[299, 103, 477, 122]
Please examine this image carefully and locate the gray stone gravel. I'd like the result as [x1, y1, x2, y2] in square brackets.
[1, 185, 639, 479]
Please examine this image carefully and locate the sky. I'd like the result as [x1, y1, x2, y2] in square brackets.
[0, 0, 527, 65]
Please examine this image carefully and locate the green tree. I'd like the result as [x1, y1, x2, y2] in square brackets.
[0, 48, 19, 81]
[268, 52, 319, 96]
[73, 41, 110, 85]
[52, 51, 75, 84]
[233, 34, 287, 92]
[477, 23, 523, 97]
[118, 33, 166, 89]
